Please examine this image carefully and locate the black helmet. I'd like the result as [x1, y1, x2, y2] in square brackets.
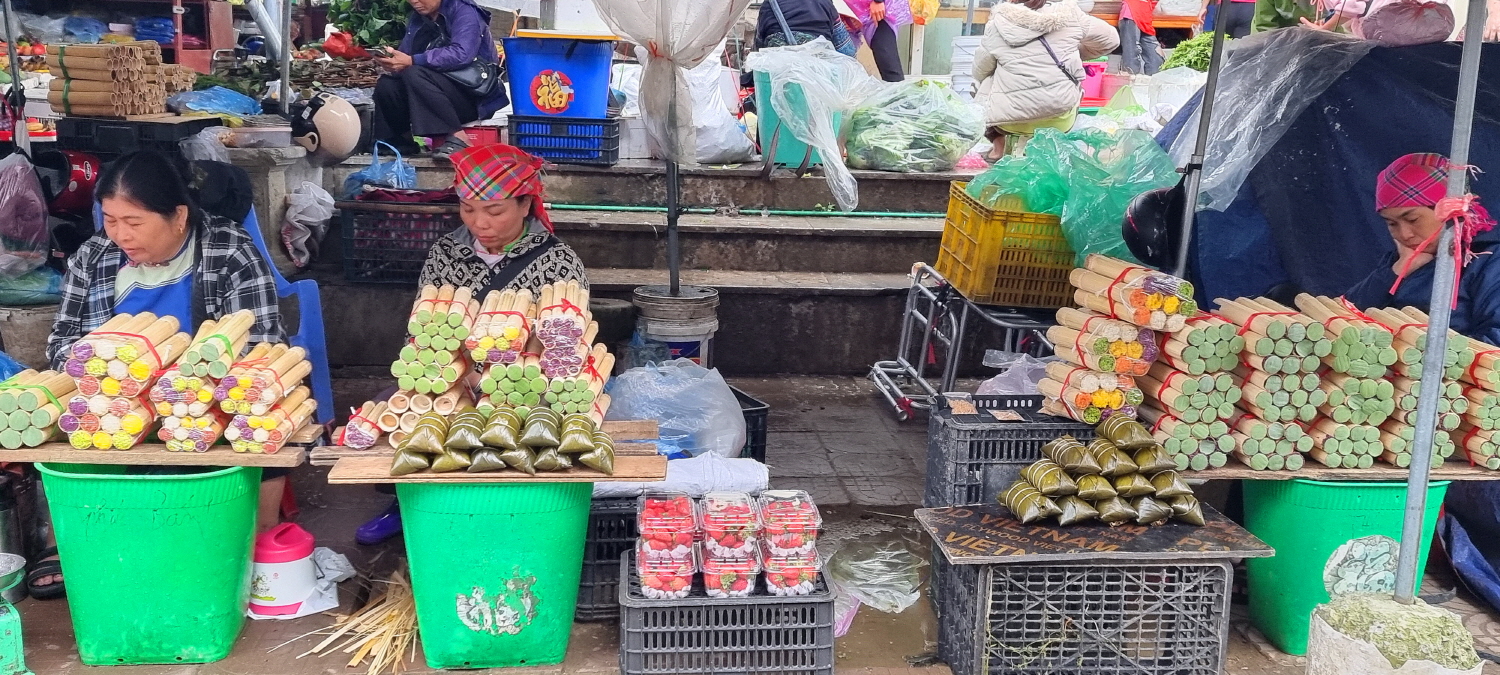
[1123, 184, 1185, 270]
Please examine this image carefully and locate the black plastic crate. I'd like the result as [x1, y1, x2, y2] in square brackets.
[924, 396, 1094, 508]
[619, 554, 835, 675]
[576, 497, 637, 621]
[338, 201, 461, 284]
[732, 385, 769, 462]
[58, 116, 222, 159]
[508, 115, 619, 166]
[935, 557, 1233, 675]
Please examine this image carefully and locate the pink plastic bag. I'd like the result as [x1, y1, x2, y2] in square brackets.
[1323, 0, 1454, 46]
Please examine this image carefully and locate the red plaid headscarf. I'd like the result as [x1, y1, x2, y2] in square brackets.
[449, 144, 554, 232]
[1375, 153, 1497, 300]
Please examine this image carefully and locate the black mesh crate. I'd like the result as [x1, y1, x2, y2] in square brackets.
[732, 385, 769, 462]
[619, 554, 835, 675]
[508, 115, 620, 166]
[338, 201, 461, 284]
[924, 395, 1095, 507]
[935, 557, 1233, 675]
[576, 497, 637, 621]
[58, 116, 222, 159]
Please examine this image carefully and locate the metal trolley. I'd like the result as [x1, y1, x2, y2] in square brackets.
[869, 264, 1056, 421]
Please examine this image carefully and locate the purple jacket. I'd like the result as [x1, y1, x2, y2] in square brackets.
[398, 0, 508, 117]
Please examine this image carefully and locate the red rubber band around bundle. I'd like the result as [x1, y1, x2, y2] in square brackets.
[479, 310, 531, 332]
[91, 331, 166, 369]
[1234, 311, 1299, 337]
[1468, 347, 1500, 382]
[1103, 267, 1144, 319]
[541, 299, 585, 317]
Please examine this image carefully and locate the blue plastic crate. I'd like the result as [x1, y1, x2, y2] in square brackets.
[508, 115, 619, 166]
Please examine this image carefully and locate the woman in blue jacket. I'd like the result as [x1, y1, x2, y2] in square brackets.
[372, 0, 508, 158]
[1345, 153, 1500, 347]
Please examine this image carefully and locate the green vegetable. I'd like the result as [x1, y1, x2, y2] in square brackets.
[1161, 32, 1223, 72]
[329, 0, 409, 47]
[844, 79, 983, 173]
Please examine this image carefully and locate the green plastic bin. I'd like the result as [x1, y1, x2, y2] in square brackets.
[38, 463, 260, 665]
[1243, 478, 1449, 656]
[398, 481, 592, 669]
[754, 70, 840, 167]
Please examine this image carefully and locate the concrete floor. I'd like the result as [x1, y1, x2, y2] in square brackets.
[14, 376, 1500, 674]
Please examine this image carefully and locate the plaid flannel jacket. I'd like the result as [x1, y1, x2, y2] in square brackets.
[47, 213, 286, 368]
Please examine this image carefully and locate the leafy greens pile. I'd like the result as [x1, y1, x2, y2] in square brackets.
[845, 79, 983, 173]
[330, 0, 410, 47]
[1161, 31, 1222, 72]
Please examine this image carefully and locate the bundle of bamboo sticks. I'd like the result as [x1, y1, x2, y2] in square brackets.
[153, 335, 273, 453]
[1454, 424, 1500, 469]
[342, 400, 390, 449]
[539, 344, 614, 415]
[60, 393, 155, 450]
[1224, 412, 1311, 471]
[276, 571, 417, 675]
[225, 386, 318, 454]
[213, 344, 313, 414]
[1365, 306, 1476, 381]
[177, 311, 254, 379]
[1138, 405, 1233, 470]
[376, 382, 472, 447]
[1068, 255, 1198, 331]
[466, 289, 535, 367]
[0, 370, 74, 449]
[479, 355, 548, 408]
[64, 313, 190, 395]
[395, 285, 477, 394]
[535, 281, 595, 379]
[45, 43, 168, 116]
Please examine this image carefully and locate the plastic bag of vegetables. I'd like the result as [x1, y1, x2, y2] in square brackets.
[845, 79, 983, 174]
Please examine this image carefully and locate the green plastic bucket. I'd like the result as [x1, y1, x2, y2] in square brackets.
[397, 481, 592, 669]
[1243, 478, 1449, 655]
[38, 463, 260, 665]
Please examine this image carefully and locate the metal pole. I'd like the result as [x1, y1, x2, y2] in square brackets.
[1171, 0, 1231, 278]
[1, 0, 27, 154]
[279, 0, 293, 115]
[1393, 0, 1487, 605]
[964, 0, 977, 35]
[667, 161, 681, 296]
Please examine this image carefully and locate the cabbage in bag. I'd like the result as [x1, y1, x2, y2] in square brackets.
[845, 80, 983, 174]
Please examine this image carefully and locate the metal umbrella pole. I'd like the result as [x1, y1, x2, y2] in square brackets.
[667, 160, 680, 295]
[1171, 0, 1232, 278]
[280, 0, 294, 114]
[1393, 0, 1488, 605]
[964, 0, 977, 34]
[1, 0, 27, 154]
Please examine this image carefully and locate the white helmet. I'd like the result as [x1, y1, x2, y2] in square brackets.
[292, 92, 361, 165]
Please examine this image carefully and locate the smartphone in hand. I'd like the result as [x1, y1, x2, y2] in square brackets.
[370, 46, 393, 58]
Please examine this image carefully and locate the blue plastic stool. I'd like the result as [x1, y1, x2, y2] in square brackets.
[94, 204, 334, 424]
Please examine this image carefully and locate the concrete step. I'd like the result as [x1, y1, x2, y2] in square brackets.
[312, 267, 911, 375]
[327, 156, 975, 213]
[552, 209, 942, 274]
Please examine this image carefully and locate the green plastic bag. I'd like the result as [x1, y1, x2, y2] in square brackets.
[964, 128, 1179, 265]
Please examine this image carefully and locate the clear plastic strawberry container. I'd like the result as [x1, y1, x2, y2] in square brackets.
[636, 540, 699, 600]
[638, 491, 698, 560]
[761, 545, 821, 597]
[701, 550, 761, 599]
[758, 490, 821, 556]
[700, 491, 761, 558]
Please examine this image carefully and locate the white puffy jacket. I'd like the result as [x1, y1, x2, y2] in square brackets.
[972, 0, 1119, 127]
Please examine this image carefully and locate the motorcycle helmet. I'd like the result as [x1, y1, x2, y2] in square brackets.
[292, 92, 361, 166]
[33, 149, 100, 217]
[1123, 183, 1185, 270]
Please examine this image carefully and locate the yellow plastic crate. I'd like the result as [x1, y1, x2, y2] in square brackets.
[934, 182, 1075, 308]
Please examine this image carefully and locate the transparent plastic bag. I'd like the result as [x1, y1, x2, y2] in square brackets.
[976, 353, 1052, 395]
[281, 181, 334, 268]
[0, 154, 50, 278]
[1167, 29, 1373, 212]
[676, 42, 755, 164]
[824, 535, 928, 614]
[845, 79, 982, 173]
[167, 86, 262, 116]
[590, 0, 755, 163]
[0, 266, 61, 305]
[604, 358, 746, 458]
[180, 127, 230, 163]
[1031, 128, 1179, 266]
[341, 141, 416, 198]
[746, 38, 888, 211]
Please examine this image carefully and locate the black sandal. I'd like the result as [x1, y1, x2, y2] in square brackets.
[26, 546, 64, 600]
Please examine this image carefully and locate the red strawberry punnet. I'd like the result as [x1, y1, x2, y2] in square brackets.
[758, 490, 822, 556]
[637, 540, 699, 600]
[761, 544, 820, 597]
[701, 491, 761, 558]
[638, 491, 698, 560]
[702, 551, 761, 599]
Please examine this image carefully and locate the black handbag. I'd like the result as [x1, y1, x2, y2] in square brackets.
[428, 21, 503, 98]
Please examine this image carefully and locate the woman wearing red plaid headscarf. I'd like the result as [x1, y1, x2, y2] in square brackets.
[414, 144, 587, 297]
[1345, 152, 1500, 346]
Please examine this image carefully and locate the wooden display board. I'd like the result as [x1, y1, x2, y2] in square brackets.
[322, 419, 666, 484]
[916, 503, 1274, 564]
[1183, 464, 1500, 482]
[0, 423, 321, 468]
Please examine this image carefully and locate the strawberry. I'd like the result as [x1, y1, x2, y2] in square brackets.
[668, 577, 688, 591]
[731, 578, 750, 591]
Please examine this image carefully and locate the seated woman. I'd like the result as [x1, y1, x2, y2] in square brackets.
[356, 144, 588, 545]
[372, 0, 508, 159]
[38, 151, 288, 599]
[1344, 152, 1500, 346]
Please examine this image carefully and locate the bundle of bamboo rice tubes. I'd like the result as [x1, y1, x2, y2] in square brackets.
[213, 344, 313, 414]
[61, 314, 189, 450]
[467, 288, 535, 367]
[1454, 424, 1500, 470]
[341, 400, 390, 450]
[146, 64, 197, 94]
[539, 344, 614, 415]
[377, 381, 473, 447]
[1139, 404, 1238, 471]
[535, 281, 594, 378]
[395, 285, 477, 394]
[151, 318, 253, 452]
[0, 370, 74, 449]
[175, 311, 254, 379]
[226, 385, 318, 454]
[275, 571, 417, 675]
[45, 42, 167, 116]
[60, 393, 156, 451]
[1069, 255, 1198, 331]
[1047, 308, 1155, 375]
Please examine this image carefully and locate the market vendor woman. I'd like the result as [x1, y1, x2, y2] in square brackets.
[38, 150, 289, 599]
[1345, 153, 1500, 345]
[356, 144, 587, 545]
